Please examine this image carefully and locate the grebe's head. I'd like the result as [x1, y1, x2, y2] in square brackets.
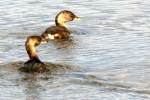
[55, 10, 79, 27]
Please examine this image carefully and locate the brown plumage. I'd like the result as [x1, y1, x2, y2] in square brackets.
[42, 26, 70, 39]
[42, 10, 79, 40]
[21, 36, 48, 73]
[25, 36, 42, 62]
[21, 10, 79, 72]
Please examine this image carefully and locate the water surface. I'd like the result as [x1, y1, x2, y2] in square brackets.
[0, 0, 150, 100]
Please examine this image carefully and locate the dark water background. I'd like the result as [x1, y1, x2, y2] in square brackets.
[0, 0, 150, 99]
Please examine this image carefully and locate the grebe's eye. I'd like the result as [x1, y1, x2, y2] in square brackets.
[70, 14, 75, 18]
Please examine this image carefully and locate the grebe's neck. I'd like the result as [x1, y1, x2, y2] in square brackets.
[55, 14, 68, 28]
[25, 36, 42, 60]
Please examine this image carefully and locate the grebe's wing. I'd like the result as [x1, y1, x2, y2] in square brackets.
[45, 26, 70, 35]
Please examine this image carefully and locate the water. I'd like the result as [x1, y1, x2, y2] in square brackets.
[0, 0, 150, 99]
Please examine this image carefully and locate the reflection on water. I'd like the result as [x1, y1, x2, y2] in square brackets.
[1, 0, 150, 99]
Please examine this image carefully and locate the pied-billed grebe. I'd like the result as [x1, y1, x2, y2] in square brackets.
[42, 10, 79, 40]
[20, 34, 50, 73]
[20, 10, 79, 72]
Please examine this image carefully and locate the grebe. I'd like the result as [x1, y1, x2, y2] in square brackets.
[20, 34, 50, 73]
[20, 10, 79, 72]
[42, 10, 79, 40]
